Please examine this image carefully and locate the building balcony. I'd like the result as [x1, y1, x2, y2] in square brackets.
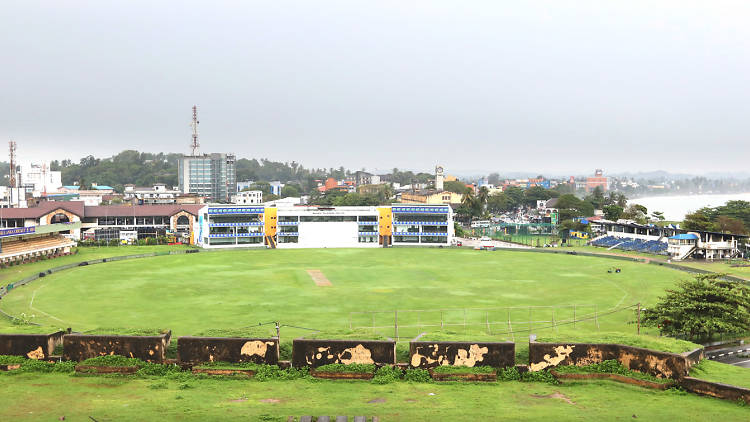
[208, 233, 265, 238]
[391, 206, 449, 214]
[393, 232, 448, 236]
[393, 221, 448, 225]
[208, 222, 264, 227]
[208, 207, 265, 215]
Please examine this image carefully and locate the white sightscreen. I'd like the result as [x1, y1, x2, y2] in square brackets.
[297, 222, 360, 248]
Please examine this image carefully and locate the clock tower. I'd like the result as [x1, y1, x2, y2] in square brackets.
[435, 165, 444, 191]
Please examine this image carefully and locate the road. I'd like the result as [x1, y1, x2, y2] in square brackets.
[706, 344, 750, 368]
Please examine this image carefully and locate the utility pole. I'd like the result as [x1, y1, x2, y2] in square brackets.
[190, 105, 200, 156]
[637, 302, 641, 335]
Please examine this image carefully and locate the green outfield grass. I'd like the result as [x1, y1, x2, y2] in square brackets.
[0, 372, 748, 421]
[0, 248, 688, 343]
[0, 244, 193, 286]
[1, 247, 747, 420]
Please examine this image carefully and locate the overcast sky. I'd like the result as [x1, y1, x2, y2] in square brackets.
[1, 1, 749, 175]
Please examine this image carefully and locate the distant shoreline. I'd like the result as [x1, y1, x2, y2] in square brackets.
[631, 193, 750, 221]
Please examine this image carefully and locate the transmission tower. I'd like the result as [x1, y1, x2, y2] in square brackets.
[190, 105, 200, 156]
[8, 140, 16, 188]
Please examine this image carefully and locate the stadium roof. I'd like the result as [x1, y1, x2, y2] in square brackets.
[669, 234, 699, 240]
[0, 201, 204, 219]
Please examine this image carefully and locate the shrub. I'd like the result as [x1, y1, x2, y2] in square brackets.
[0, 355, 27, 365]
[81, 355, 145, 367]
[372, 365, 403, 384]
[315, 363, 375, 373]
[497, 366, 521, 381]
[278, 341, 292, 361]
[521, 370, 559, 384]
[403, 368, 431, 383]
[432, 365, 495, 374]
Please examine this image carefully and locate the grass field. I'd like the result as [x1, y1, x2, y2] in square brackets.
[1, 246, 748, 420]
[0, 248, 688, 342]
[1, 373, 748, 421]
[0, 244, 193, 286]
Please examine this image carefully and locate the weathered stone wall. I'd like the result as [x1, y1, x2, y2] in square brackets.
[292, 339, 396, 368]
[0, 331, 65, 359]
[177, 337, 279, 365]
[63, 332, 171, 363]
[681, 377, 750, 402]
[682, 347, 704, 368]
[528, 342, 692, 379]
[409, 341, 515, 368]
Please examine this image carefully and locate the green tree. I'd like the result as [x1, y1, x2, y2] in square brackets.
[715, 216, 747, 235]
[621, 204, 648, 224]
[556, 194, 595, 221]
[280, 184, 300, 198]
[585, 186, 606, 209]
[487, 193, 513, 214]
[443, 180, 469, 194]
[523, 186, 553, 206]
[503, 186, 524, 209]
[605, 191, 628, 207]
[641, 274, 750, 342]
[603, 204, 624, 221]
[477, 186, 490, 208]
[650, 210, 665, 222]
[682, 208, 714, 231]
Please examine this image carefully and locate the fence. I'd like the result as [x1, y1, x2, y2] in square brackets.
[347, 304, 636, 342]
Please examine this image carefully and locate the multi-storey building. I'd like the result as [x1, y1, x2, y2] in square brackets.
[178, 153, 236, 202]
[196, 204, 454, 249]
[0, 201, 453, 250]
[123, 184, 182, 204]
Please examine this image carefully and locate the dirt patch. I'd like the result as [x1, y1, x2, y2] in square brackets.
[306, 269, 332, 286]
[368, 398, 386, 404]
[530, 392, 575, 405]
[259, 398, 281, 403]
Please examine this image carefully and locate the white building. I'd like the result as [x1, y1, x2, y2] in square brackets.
[232, 190, 263, 205]
[123, 184, 182, 204]
[18, 163, 62, 196]
[196, 204, 454, 249]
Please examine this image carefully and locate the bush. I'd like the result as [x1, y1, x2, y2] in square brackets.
[315, 363, 375, 373]
[137, 363, 182, 377]
[0, 358, 76, 374]
[553, 359, 670, 384]
[279, 341, 292, 361]
[497, 366, 521, 381]
[372, 365, 403, 384]
[432, 365, 495, 374]
[0, 355, 27, 365]
[521, 370, 559, 384]
[81, 355, 145, 367]
[403, 368, 431, 382]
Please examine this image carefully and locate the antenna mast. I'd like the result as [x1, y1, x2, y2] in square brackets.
[190, 105, 200, 156]
[41, 162, 48, 196]
[8, 140, 16, 188]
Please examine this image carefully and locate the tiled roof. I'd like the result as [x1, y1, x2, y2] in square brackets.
[0, 201, 204, 219]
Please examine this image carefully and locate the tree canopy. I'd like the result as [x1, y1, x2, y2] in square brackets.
[641, 274, 750, 342]
[683, 201, 750, 234]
